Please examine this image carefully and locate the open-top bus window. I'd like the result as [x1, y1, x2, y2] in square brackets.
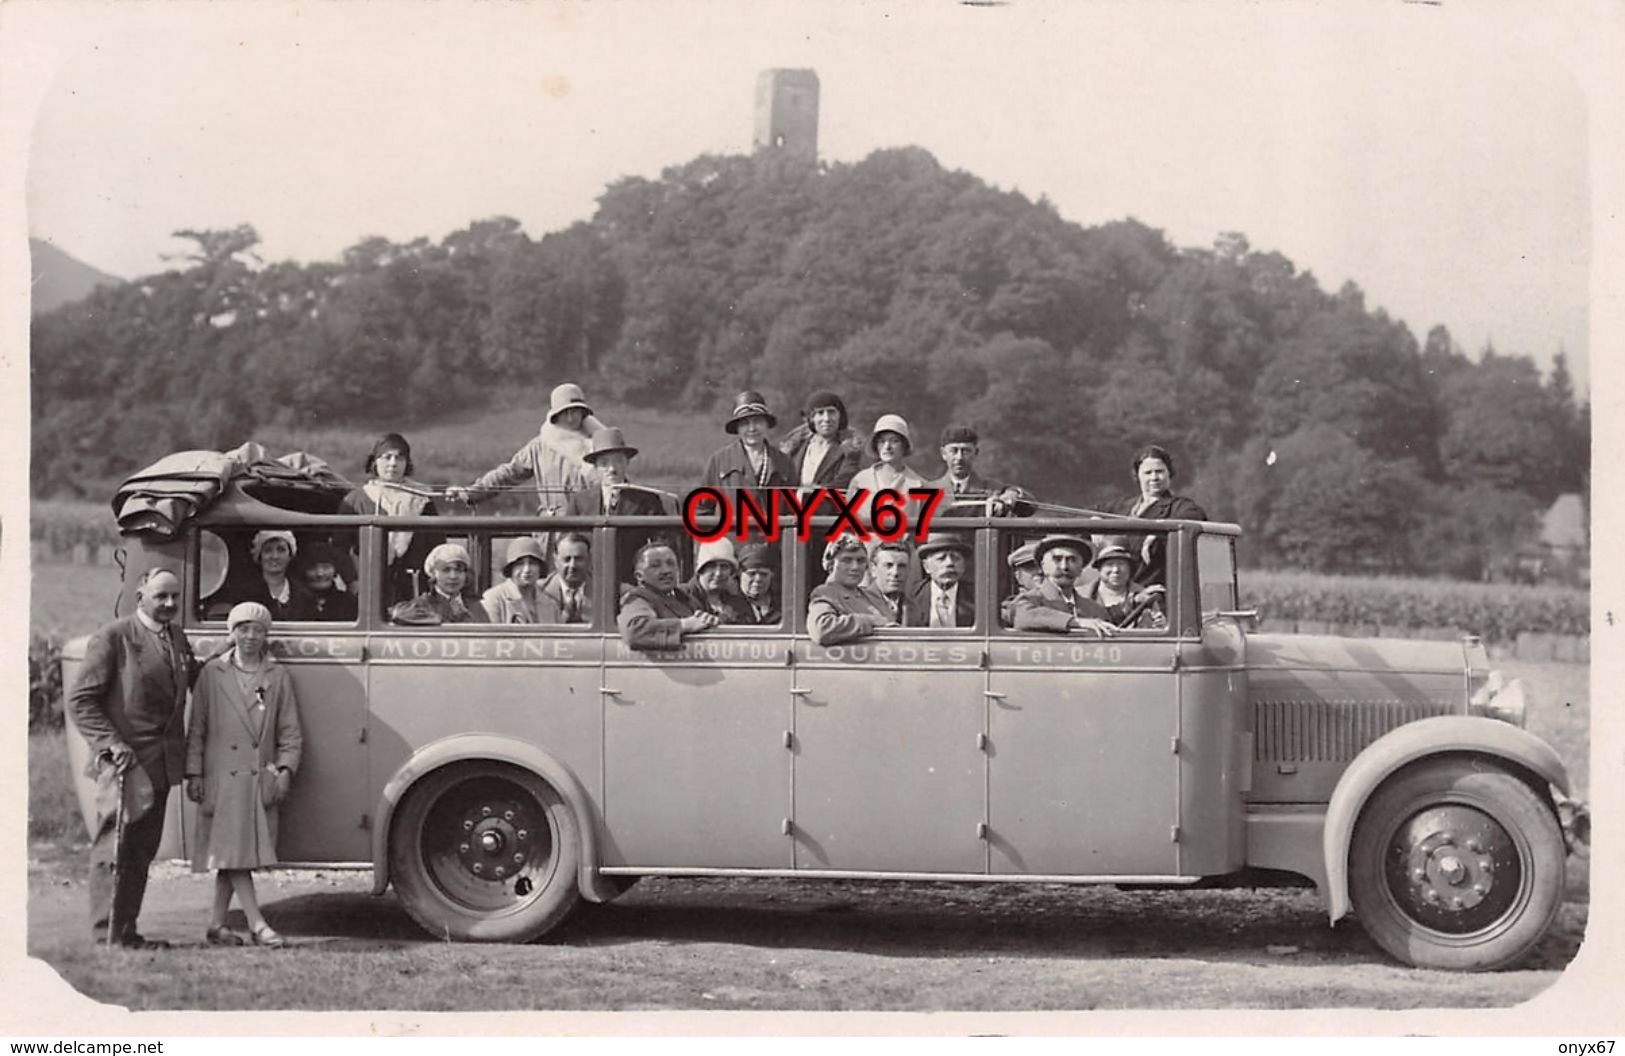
[996, 527, 1173, 633]
[610, 527, 694, 618]
[797, 527, 975, 631]
[1196, 533, 1238, 620]
[198, 527, 360, 624]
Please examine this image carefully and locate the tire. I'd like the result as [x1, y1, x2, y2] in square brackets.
[1349, 757, 1564, 971]
[389, 761, 581, 942]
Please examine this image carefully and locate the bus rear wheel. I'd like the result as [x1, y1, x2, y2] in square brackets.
[1349, 757, 1564, 971]
[389, 761, 581, 942]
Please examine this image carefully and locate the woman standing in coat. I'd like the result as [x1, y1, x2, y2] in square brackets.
[845, 414, 931, 530]
[185, 602, 303, 947]
[1107, 444, 1209, 587]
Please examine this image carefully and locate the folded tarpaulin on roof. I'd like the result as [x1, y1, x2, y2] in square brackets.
[111, 443, 350, 538]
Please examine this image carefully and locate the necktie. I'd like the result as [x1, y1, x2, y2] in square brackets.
[159, 627, 181, 683]
[563, 590, 581, 624]
[1065, 594, 1078, 617]
[893, 595, 905, 623]
[935, 591, 953, 628]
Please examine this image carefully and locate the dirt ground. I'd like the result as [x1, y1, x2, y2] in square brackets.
[25, 839, 1591, 1013]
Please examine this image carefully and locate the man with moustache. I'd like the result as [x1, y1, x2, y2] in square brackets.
[69, 568, 198, 948]
[1010, 535, 1119, 637]
[905, 532, 976, 628]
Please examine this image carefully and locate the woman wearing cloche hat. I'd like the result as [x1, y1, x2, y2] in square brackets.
[844, 413, 931, 530]
[700, 390, 796, 516]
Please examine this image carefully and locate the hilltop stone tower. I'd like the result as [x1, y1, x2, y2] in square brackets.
[753, 69, 819, 164]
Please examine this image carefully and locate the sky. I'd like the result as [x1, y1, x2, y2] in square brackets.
[8, 1, 1600, 391]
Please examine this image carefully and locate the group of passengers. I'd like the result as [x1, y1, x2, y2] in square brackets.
[213, 382, 1204, 645]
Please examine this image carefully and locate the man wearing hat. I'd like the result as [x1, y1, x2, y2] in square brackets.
[69, 567, 199, 948]
[778, 390, 864, 493]
[564, 427, 672, 516]
[447, 382, 596, 514]
[701, 391, 796, 515]
[482, 537, 550, 624]
[999, 540, 1043, 627]
[927, 425, 1034, 517]
[1010, 535, 1119, 637]
[618, 538, 719, 649]
[904, 532, 976, 628]
[737, 543, 782, 625]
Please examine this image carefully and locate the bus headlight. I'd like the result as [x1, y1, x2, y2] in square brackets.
[1469, 669, 1528, 728]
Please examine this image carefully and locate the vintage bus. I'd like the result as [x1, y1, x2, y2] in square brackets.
[61, 464, 1581, 971]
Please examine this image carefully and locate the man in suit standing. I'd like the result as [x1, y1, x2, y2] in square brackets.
[68, 567, 198, 948]
[927, 425, 1034, 517]
[538, 532, 594, 625]
[564, 428, 671, 517]
[618, 540, 719, 649]
[1011, 535, 1119, 637]
[904, 532, 976, 628]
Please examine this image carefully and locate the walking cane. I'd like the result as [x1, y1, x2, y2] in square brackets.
[105, 762, 127, 948]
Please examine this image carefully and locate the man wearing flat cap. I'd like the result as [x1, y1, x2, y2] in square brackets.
[1000, 539, 1043, 627]
[927, 424, 1034, 517]
[1010, 535, 1118, 636]
[904, 532, 976, 628]
[564, 427, 672, 517]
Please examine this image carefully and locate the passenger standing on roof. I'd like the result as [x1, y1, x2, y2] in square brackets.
[845, 414, 930, 529]
[244, 531, 309, 622]
[779, 390, 864, 495]
[807, 536, 898, 646]
[1010, 535, 1118, 637]
[926, 425, 1034, 517]
[564, 428, 670, 516]
[445, 385, 596, 514]
[1106, 444, 1209, 585]
[701, 391, 796, 517]
[618, 540, 718, 649]
[337, 433, 439, 602]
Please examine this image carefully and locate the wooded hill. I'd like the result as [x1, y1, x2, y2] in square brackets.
[30, 147, 1587, 576]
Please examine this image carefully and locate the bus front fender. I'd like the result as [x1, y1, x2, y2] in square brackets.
[1321, 715, 1569, 923]
[370, 733, 616, 903]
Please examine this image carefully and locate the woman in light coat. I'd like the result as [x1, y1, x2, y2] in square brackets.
[185, 602, 303, 947]
[845, 414, 931, 531]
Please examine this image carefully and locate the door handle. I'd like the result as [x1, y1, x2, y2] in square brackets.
[789, 687, 812, 696]
[983, 691, 1007, 700]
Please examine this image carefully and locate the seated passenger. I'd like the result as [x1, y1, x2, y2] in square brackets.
[904, 532, 975, 628]
[1010, 535, 1118, 637]
[999, 540, 1042, 627]
[845, 414, 930, 529]
[392, 543, 489, 624]
[292, 541, 358, 622]
[482, 537, 549, 624]
[867, 539, 912, 626]
[807, 536, 898, 646]
[539, 532, 593, 624]
[564, 428, 671, 516]
[1085, 543, 1167, 629]
[244, 530, 310, 622]
[737, 543, 781, 625]
[926, 425, 1034, 517]
[618, 540, 718, 649]
[684, 539, 750, 623]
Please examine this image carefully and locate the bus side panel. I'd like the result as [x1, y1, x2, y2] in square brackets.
[1175, 662, 1248, 876]
[366, 634, 606, 850]
[986, 640, 1178, 876]
[602, 635, 791, 869]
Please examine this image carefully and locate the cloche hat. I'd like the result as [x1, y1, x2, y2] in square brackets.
[547, 383, 594, 424]
[725, 390, 778, 433]
[868, 413, 914, 456]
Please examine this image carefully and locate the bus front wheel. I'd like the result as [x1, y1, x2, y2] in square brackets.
[389, 761, 581, 943]
[1348, 757, 1564, 971]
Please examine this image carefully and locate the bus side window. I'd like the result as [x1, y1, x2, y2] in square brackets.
[198, 527, 360, 623]
[612, 529, 693, 615]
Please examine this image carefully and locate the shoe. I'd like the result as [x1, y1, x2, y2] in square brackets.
[114, 933, 172, 950]
[250, 924, 286, 948]
[206, 926, 248, 946]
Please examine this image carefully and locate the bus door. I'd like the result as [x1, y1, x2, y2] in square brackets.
[599, 530, 792, 870]
[983, 528, 1183, 878]
[789, 533, 986, 874]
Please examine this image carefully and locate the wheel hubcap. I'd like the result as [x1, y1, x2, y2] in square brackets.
[1385, 803, 1524, 936]
[422, 776, 555, 913]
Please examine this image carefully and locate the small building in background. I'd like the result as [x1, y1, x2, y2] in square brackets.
[754, 69, 820, 164]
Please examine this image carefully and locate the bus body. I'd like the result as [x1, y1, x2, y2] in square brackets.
[60, 477, 1575, 970]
